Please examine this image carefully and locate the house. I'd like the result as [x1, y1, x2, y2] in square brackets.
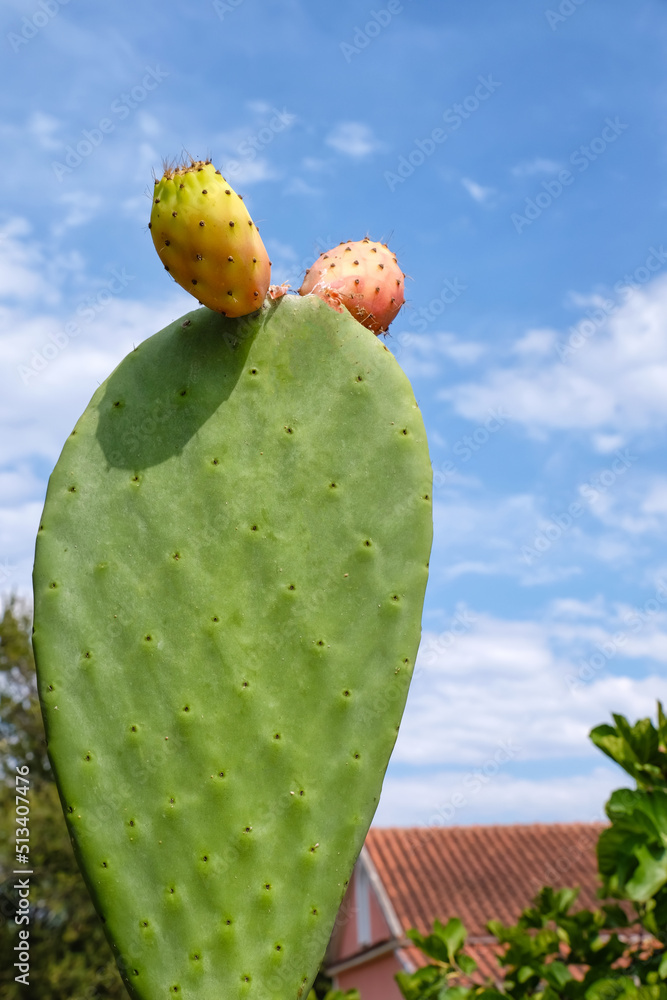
[326, 823, 605, 1000]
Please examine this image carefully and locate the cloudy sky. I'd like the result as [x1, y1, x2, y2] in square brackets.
[2, 0, 667, 829]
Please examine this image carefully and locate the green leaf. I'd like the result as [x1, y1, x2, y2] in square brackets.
[590, 709, 667, 789]
[591, 723, 641, 779]
[437, 987, 475, 1000]
[584, 976, 638, 1000]
[658, 702, 667, 746]
[321, 992, 361, 1000]
[440, 918, 468, 963]
[614, 714, 659, 766]
[457, 954, 478, 977]
[627, 842, 667, 901]
[658, 952, 667, 979]
[598, 788, 667, 900]
[396, 968, 442, 1000]
[406, 927, 450, 966]
[542, 960, 573, 989]
[600, 903, 630, 928]
[517, 965, 536, 983]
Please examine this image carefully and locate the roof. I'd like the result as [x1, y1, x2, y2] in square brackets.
[364, 823, 607, 980]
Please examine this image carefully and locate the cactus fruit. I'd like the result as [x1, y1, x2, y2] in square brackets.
[298, 238, 405, 335]
[33, 294, 432, 999]
[150, 158, 271, 316]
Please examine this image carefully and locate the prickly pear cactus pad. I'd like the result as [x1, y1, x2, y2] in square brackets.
[33, 294, 432, 1000]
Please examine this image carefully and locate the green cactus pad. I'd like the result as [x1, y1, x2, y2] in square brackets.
[33, 294, 432, 1000]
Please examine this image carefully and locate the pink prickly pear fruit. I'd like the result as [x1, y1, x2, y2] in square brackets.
[149, 158, 271, 317]
[298, 238, 405, 335]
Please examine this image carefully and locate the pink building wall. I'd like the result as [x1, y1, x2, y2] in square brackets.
[334, 869, 393, 961]
[335, 950, 406, 1000]
[328, 865, 406, 999]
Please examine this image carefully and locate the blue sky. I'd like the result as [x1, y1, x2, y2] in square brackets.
[2, 0, 667, 828]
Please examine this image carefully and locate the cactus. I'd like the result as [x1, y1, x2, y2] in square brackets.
[33, 293, 432, 999]
[299, 239, 405, 334]
[150, 158, 271, 315]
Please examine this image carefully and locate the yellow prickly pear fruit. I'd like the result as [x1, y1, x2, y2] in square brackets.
[149, 158, 271, 316]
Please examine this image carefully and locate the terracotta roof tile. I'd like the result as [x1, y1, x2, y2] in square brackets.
[365, 823, 605, 939]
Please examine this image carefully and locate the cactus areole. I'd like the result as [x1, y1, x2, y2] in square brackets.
[33, 295, 432, 998]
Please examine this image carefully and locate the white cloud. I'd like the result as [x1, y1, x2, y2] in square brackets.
[302, 157, 328, 172]
[441, 274, 667, 436]
[375, 593, 667, 825]
[0, 501, 45, 600]
[511, 157, 562, 178]
[325, 122, 384, 159]
[0, 223, 193, 593]
[137, 111, 162, 138]
[283, 177, 322, 197]
[225, 159, 278, 185]
[548, 596, 607, 619]
[643, 478, 667, 514]
[376, 766, 616, 827]
[120, 194, 151, 222]
[429, 493, 574, 585]
[512, 328, 558, 356]
[392, 331, 485, 379]
[27, 111, 62, 151]
[582, 473, 667, 537]
[592, 433, 626, 454]
[53, 190, 104, 236]
[245, 99, 272, 115]
[0, 219, 59, 304]
[461, 177, 494, 203]
[210, 106, 298, 185]
[427, 450, 666, 584]
[407, 605, 667, 763]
